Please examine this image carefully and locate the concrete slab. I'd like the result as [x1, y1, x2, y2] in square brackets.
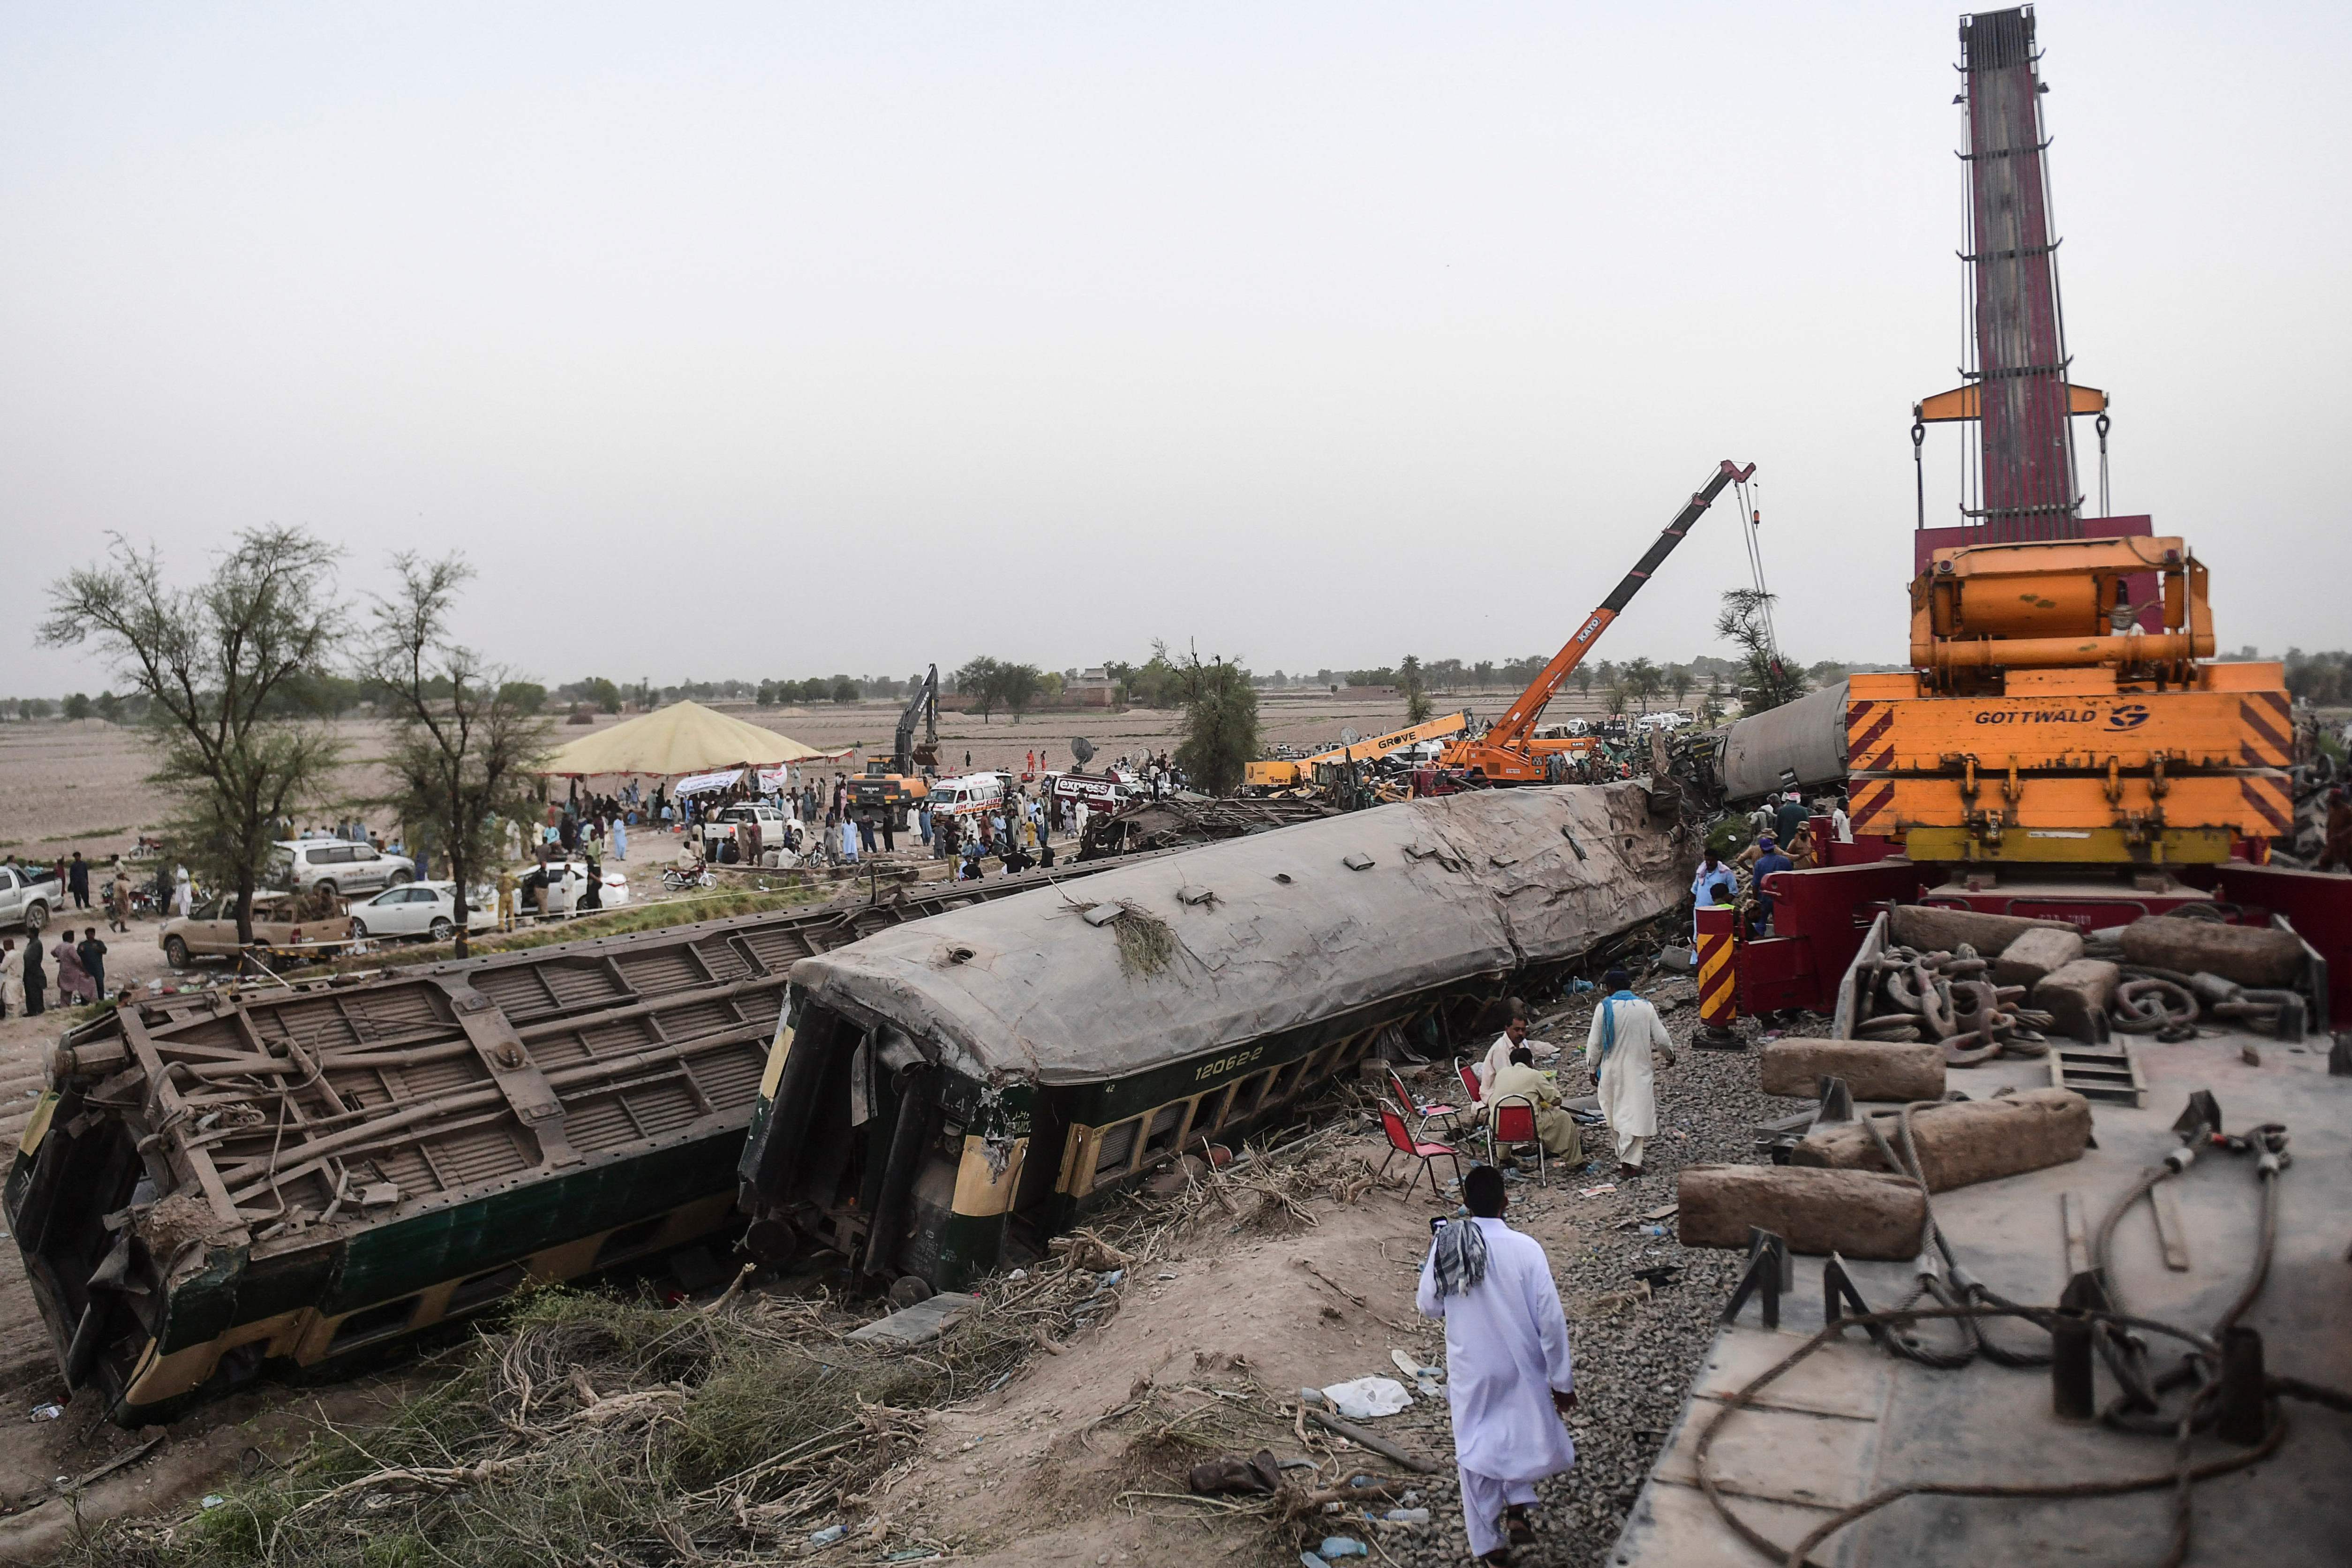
[844, 1292, 981, 1344]
[1653, 1396, 1882, 1509]
[1613, 1479, 1855, 1568]
[1616, 1029, 2352, 1567]
[1690, 1327, 1895, 1421]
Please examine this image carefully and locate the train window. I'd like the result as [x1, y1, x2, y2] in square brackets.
[328, 1294, 420, 1354]
[1227, 1069, 1272, 1120]
[593, 1215, 667, 1267]
[448, 1263, 528, 1316]
[1261, 1060, 1301, 1105]
[1140, 1100, 1190, 1161]
[1093, 1119, 1140, 1179]
[1199, 1081, 1240, 1131]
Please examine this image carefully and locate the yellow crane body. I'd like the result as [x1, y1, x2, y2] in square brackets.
[1847, 536, 2291, 865]
[1244, 711, 1469, 791]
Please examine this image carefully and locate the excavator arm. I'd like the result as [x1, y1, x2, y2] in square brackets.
[1447, 459, 1754, 781]
[895, 665, 940, 774]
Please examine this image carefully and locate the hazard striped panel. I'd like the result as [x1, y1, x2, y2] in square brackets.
[2239, 772, 2293, 837]
[1845, 700, 1897, 775]
[2237, 692, 2293, 770]
[1849, 778, 1895, 831]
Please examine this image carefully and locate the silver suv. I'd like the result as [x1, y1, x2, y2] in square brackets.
[271, 839, 416, 898]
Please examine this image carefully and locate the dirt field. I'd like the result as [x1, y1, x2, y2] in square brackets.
[0, 687, 1640, 867]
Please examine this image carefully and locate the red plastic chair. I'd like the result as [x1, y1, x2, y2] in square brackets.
[1488, 1094, 1546, 1186]
[1388, 1068, 1461, 1137]
[1456, 1057, 1484, 1109]
[1378, 1100, 1465, 1199]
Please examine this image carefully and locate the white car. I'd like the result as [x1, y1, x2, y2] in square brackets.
[271, 839, 416, 897]
[349, 881, 497, 943]
[520, 859, 631, 918]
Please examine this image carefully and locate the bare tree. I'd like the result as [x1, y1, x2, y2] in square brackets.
[365, 554, 553, 958]
[1717, 588, 1807, 714]
[41, 528, 346, 945]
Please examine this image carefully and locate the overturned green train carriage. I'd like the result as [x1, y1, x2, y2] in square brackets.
[5, 861, 1128, 1426]
[738, 782, 1689, 1290]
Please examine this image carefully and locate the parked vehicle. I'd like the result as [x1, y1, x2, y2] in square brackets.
[0, 864, 60, 935]
[350, 881, 498, 943]
[700, 803, 796, 862]
[519, 859, 630, 917]
[931, 772, 1006, 818]
[159, 892, 354, 967]
[269, 839, 415, 898]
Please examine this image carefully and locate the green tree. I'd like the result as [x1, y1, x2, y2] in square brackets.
[999, 662, 1042, 723]
[365, 553, 554, 958]
[1572, 667, 1595, 701]
[1670, 665, 1694, 707]
[498, 681, 548, 715]
[19, 698, 52, 720]
[62, 692, 93, 720]
[40, 527, 346, 945]
[1606, 684, 1628, 718]
[1717, 588, 1807, 714]
[1400, 655, 1432, 725]
[755, 679, 778, 707]
[95, 691, 124, 723]
[581, 676, 623, 714]
[1624, 656, 1662, 715]
[829, 676, 859, 704]
[1176, 650, 1259, 796]
[954, 656, 1003, 722]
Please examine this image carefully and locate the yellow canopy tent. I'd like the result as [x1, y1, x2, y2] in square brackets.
[535, 701, 850, 779]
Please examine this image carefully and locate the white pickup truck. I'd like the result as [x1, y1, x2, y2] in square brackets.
[0, 864, 61, 935]
[700, 803, 799, 862]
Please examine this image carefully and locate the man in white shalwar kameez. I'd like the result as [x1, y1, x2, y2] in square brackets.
[1417, 1164, 1576, 1563]
[1583, 966, 1676, 1178]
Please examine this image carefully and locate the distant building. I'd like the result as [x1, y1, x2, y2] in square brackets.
[1066, 668, 1120, 708]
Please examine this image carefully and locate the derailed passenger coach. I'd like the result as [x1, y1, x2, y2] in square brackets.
[6, 860, 1131, 1426]
[737, 782, 1690, 1292]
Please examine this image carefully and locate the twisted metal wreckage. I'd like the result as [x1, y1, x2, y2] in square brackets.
[10, 781, 1691, 1425]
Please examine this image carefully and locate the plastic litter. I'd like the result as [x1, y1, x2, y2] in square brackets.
[1093, 1269, 1124, 1292]
[201, 1494, 226, 1509]
[1384, 1508, 1431, 1524]
[1300, 1554, 1333, 1568]
[1319, 1538, 1370, 1559]
[808, 1524, 848, 1546]
[1319, 1377, 1412, 1419]
[29, 1403, 64, 1423]
[1390, 1347, 1443, 1398]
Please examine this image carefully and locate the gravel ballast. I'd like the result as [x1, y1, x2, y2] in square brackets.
[1374, 1002, 1808, 1568]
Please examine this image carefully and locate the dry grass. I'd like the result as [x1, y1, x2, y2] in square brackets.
[55, 1103, 1397, 1568]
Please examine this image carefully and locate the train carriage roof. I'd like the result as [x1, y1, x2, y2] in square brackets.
[788, 782, 1691, 1085]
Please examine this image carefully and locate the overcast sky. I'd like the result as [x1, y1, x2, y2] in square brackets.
[5, 2, 2345, 699]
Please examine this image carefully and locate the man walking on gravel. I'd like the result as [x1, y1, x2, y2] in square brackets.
[1585, 966, 1676, 1180]
[1416, 1164, 1576, 1564]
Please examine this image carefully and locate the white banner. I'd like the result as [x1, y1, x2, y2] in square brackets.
[756, 766, 792, 793]
[674, 768, 746, 797]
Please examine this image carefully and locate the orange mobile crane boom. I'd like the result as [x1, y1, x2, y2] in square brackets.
[1440, 460, 1754, 784]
